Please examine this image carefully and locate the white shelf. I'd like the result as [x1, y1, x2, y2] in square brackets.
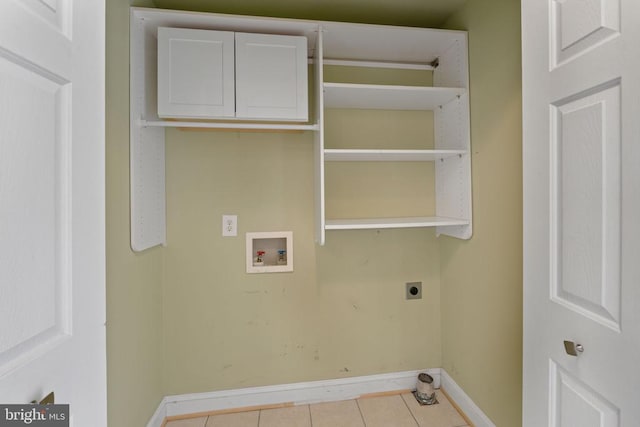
[140, 119, 319, 131]
[325, 216, 470, 230]
[324, 149, 466, 162]
[323, 83, 465, 110]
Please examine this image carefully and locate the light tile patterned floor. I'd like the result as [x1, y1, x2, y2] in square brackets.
[165, 391, 469, 427]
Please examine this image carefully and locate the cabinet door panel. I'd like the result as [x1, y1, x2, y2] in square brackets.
[235, 32, 308, 121]
[158, 27, 234, 118]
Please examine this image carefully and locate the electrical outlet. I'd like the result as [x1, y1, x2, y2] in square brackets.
[222, 215, 237, 237]
[406, 282, 422, 300]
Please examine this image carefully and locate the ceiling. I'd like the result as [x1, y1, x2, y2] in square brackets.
[151, 0, 468, 28]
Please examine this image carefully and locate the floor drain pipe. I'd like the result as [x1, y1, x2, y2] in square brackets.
[414, 373, 438, 405]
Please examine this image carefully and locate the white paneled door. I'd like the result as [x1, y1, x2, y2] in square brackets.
[523, 0, 640, 426]
[0, 1, 106, 426]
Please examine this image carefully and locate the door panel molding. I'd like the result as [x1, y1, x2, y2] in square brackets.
[549, 79, 622, 331]
[0, 53, 72, 376]
[550, 0, 620, 68]
[549, 359, 619, 427]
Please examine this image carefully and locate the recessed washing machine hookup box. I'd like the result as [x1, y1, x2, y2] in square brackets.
[246, 231, 293, 274]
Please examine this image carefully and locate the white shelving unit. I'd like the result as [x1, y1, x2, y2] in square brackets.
[130, 8, 472, 251]
[314, 21, 472, 245]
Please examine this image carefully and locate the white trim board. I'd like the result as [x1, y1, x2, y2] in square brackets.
[147, 368, 438, 425]
[440, 369, 496, 427]
[147, 368, 494, 426]
[165, 369, 439, 417]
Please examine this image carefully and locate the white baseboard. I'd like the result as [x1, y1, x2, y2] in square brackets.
[149, 368, 439, 422]
[440, 369, 495, 427]
[147, 368, 495, 426]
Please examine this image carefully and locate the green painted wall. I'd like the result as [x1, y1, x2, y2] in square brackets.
[105, 2, 523, 425]
[162, 66, 442, 394]
[106, 1, 164, 426]
[440, 1, 523, 426]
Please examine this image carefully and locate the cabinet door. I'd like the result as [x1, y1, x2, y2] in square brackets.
[235, 32, 308, 121]
[157, 27, 235, 118]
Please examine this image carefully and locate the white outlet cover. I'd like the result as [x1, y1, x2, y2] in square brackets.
[222, 214, 237, 237]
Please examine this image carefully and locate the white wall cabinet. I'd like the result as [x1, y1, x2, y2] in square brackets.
[158, 27, 308, 121]
[235, 32, 308, 121]
[158, 28, 235, 119]
[130, 8, 472, 251]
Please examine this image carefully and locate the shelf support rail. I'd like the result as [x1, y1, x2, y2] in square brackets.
[311, 58, 436, 71]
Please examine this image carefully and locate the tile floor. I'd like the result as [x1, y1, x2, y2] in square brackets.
[165, 391, 469, 427]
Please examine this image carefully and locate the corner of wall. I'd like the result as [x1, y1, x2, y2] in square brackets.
[106, 1, 164, 426]
[439, 1, 523, 426]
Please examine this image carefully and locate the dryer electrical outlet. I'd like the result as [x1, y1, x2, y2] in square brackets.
[406, 282, 422, 300]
